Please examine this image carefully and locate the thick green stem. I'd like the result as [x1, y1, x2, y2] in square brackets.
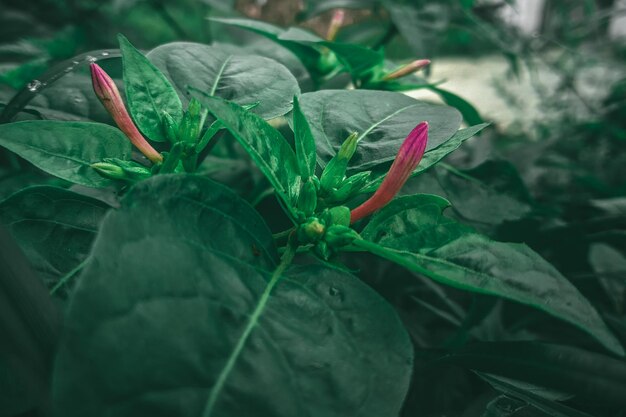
[202, 233, 298, 417]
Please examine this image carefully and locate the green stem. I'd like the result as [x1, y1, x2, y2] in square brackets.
[49, 258, 89, 295]
[272, 226, 296, 240]
[160, 142, 184, 174]
[202, 233, 298, 417]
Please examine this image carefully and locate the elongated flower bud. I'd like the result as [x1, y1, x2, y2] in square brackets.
[382, 59, 431, 81]
[90, 63, 163, 164]
[350, 122, 428, 223]
[326, 9, 345, 41]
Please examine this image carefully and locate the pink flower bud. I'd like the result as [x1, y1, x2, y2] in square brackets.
[326, 9, 345, 41]
[90, 63, 163, 164]
[350, 122, 428, 223]
[382, 59, 431, 81]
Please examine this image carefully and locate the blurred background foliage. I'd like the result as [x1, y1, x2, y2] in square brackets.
[1, 1, 626, 416]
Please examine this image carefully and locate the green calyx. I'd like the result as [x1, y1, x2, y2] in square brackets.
[320, 132, 358, 192]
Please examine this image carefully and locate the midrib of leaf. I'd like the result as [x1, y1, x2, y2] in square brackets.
[209, 55, 233, 97]
[4, 141, 96, 167]
[202, 236, 297, 417]
[356, 103, 420, 143]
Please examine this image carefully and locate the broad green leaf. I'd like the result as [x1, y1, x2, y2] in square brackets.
[589, 243, 626, 314]
[147, 42, 300, 120]
[361, 123, 490, 193]
[0, 225, 60, 416]
[53, 174, 413, 417]
[353, 234, 624, 355]
[0, 186, 109, 292]
[197, 95, 301, 218]
[119, 34, 183, 142]
[0, 121, 132, 187]
[297, 90, 462, 173]
[361, 194, 472, 252]
[292, 96, 316, 179]
[435, 342, 626, 408]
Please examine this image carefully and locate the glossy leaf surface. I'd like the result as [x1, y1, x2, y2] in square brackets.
[0, 121, 132, 187]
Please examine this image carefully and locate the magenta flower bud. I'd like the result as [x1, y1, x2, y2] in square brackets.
[90, 63, 163, 164]
[326, 9, 345, 41]
[382, 59, 431, 81]
[350, 122, 428, 223]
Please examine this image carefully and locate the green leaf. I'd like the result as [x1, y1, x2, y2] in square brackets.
[589, 243, 626, 314]
[361, 123, 489, 193]
[119, 34, 183, 142]
[0, 121, 132, 187]
[0, 186, 109, 292]
[361, 194, 472, 252]
[52, 174, 413, 417]
[297, 89, 462, 173]
[430, 87, 485, 126]
[353, 234, 624, 356]
[196, 95, 301, 218]
[292, 95, 316, 179]
[435, 342, 626, 408]
[147, 42, 300, 120]
[478, 374, 591, 417]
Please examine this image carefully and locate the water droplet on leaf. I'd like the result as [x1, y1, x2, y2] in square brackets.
[101, 51, 109, 56]
[86, 55, 97, 63]
[27, 80, 42, 92]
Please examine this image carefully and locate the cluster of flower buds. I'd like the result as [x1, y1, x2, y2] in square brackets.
[91, 158, 152, 182]
[294, 121, 428, 257]
[90, 63, 163, 164]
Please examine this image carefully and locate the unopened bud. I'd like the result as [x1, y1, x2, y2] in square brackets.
[382, 59, 431, 81]
[326, 9, 345, 41]
[297, 180, 318, 217]
[91, 162, 125, 180]
[297, 217, 326, 244]
[320, 132, 359, 192]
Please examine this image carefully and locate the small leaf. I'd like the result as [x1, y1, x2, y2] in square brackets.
[361, 194, 472, 252]
[0, 186, 109, 292]
[430, 87, 485, 126]
[119, 34, 183, 142]
[292, 95, 316, 179]
[0, 121, 132, 187]
[197, 95, 301, 219]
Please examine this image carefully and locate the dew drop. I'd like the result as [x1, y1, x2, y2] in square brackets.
[64, 67, 73, 73]
[27, 80, 42, 92]
[101, 51, 110, 56]
[86, 55, 97, 63]
[73, 96, 83, 103]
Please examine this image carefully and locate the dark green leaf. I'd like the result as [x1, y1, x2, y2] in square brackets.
[147, 42, 300, 120]
[197, 95, 301, 218]
[292, 95, 316, 179]
[361, 194, 473, 252]
[353, 234, 624, 355]
[0, 121, 132, 187]
[361, 123, 489, 192]
[119, 34, 183, 142]
[589, 243, 626, 314]
[298, 89, 462, 172]
[0, 186, 109, 292]
[52, 174, 413, 417]
[436, 342, 626, 408]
